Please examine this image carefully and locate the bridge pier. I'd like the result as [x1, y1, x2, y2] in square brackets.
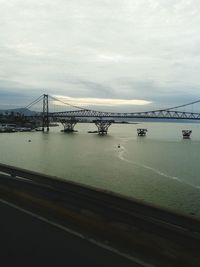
[182, 130, 192, 139]
[137, 128, 147, 136]
[94, 120, 113, 135]
[60, 117, 78, 133]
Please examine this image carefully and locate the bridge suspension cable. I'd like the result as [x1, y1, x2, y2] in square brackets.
[49, 95, 89, 111]
[49, 94, 200, 114]
[159, 99, 200, 112]
[24, 95, 44, 110]
[21, 93, 200, 121]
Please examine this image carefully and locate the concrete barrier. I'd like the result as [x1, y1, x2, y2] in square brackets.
[0, 162, 200, 266]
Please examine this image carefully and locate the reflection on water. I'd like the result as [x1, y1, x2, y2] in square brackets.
[0, 122, 200, 217]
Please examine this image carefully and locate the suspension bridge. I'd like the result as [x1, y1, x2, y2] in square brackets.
[12, 94, 200, 134]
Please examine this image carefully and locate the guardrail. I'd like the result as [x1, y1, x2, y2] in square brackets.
[1, 162, 200, 266]
[0, 162, 200, 235]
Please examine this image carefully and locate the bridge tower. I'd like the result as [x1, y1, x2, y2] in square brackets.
[42, 94, 49, 132]
[94, 120, 114, 135]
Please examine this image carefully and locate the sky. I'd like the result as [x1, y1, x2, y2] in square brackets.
[0, 0, 200, 111]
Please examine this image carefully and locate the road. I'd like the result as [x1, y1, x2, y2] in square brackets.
[0, 199, 150, 267]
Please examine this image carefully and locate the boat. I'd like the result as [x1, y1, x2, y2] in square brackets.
[0, 124, 16, 133]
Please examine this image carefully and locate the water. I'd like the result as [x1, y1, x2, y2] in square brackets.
[0, 122, 200, 218]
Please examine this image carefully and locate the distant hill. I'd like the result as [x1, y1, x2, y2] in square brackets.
[0, 108, 38, 116]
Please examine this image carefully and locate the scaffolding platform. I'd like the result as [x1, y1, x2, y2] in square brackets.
[182, 130, 192, 139]
[93, 120, 114, 135]
[137, 128, 148, 136]
[60, 117, 78, 133]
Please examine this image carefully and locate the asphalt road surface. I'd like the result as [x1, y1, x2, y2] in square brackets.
[0, 199, 152, 267]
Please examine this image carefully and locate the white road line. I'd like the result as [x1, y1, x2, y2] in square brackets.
[0, 198, 155, 267]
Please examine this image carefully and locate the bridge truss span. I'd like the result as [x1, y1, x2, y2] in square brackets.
[50, 109, 200, 120]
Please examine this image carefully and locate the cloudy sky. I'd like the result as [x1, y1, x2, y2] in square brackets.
[0, 0, 200, 111]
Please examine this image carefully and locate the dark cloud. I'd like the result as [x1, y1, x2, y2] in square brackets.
[63, 77, 114, 98]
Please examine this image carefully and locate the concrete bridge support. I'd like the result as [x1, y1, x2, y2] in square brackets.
[182, 130, 192, 139]
[137, 128, 148, 136]
[94, 120, 113, 135]
[60, 117, 78, 133]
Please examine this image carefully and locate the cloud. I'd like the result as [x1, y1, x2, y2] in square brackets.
[53, 95, 151, 107]
[0, 0, 200, 109]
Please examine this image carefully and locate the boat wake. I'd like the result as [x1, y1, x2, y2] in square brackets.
[116, 139, 200, 190]
[118, 146, 180, 182]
